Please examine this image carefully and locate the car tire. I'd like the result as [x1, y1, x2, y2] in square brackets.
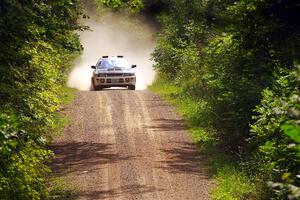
[96, 86, 103, 91]
[90, 84, 94, 91]
[91, 78, 96, 91]
[128, 85, 135, 90]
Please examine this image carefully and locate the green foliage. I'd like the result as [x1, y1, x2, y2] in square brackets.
[0, 143, 53, 200]
[249, 67, 300, 199]
[282, 124, 300, 149]
[99, 0, 144, 12]
[148, 73, 182, 97]
[211, 165, 254, 200]
[0, 0, 82, 199]
[150, 0, 300, 199]
[0, 113, 26, 157]
[199, 32, 274, 150]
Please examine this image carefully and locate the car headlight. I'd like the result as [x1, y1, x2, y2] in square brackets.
[97, 73, 106, 77]
[124, 73, 135, 76]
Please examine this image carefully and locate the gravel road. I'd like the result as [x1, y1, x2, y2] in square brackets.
[51, 90, 213, 200]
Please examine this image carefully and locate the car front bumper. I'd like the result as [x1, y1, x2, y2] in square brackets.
[93, 76, 136, 87]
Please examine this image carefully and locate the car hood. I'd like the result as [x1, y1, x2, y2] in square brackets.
[95, 68, 135, 74]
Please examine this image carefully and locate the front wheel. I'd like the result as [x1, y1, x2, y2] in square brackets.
[128, 85, 135, 90]
[96, 86, 103, 91]
[91, 78, 96, 91]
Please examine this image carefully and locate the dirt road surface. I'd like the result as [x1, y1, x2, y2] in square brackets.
[51, 90, 213, 200]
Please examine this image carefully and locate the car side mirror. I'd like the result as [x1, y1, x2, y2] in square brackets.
[91, 65, 96, 69]
[132, 65, 137, 68]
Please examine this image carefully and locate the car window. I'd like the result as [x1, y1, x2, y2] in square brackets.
[97, 58, 130, 69]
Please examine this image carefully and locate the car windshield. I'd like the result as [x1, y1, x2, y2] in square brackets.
[97, 57, 130, 69]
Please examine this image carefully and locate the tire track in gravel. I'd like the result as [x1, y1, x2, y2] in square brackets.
[50, 90, 214, 200]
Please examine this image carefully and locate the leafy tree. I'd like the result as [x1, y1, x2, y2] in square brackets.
[249, 67, 300, 199]
[0, 0, 82, 199]
[151, 0, 300, 198]
[100, 0, 144, 12]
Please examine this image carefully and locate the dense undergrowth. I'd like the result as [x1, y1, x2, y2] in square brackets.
[0, 0, 82, 199]
[1, 0, 299, 199]
[0, 0, 151, 199]
[148, 0, 300, 199]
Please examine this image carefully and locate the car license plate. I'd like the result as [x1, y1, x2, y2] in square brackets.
[111, 79, 119, 83]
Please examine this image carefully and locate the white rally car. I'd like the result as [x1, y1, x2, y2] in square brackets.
[91, 56, 136, 90]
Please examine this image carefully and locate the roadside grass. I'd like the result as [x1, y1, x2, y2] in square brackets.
[149, 75, 255, 200]
[47, 87, 78, 199]
[59, 87, 78, 105]
[47, 177, 77, 200]
[49, 87, 78, 140]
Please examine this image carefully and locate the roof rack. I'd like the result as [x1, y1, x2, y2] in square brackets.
[102, 56, 108, 58]
[117, 55, 123, 58]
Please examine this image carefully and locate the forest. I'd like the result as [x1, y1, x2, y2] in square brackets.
[0, 0, 299, 199]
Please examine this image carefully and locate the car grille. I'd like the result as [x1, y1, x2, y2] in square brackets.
[106, 73, 124, 77]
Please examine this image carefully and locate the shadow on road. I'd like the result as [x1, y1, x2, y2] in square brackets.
[145, 118, 186, 132]
[75, 184, 164, 200]
[157, 142, 211, 178]
[49, 142, 135, 175]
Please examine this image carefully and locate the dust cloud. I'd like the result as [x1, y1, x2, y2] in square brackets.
[67, 12, 157, 90]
